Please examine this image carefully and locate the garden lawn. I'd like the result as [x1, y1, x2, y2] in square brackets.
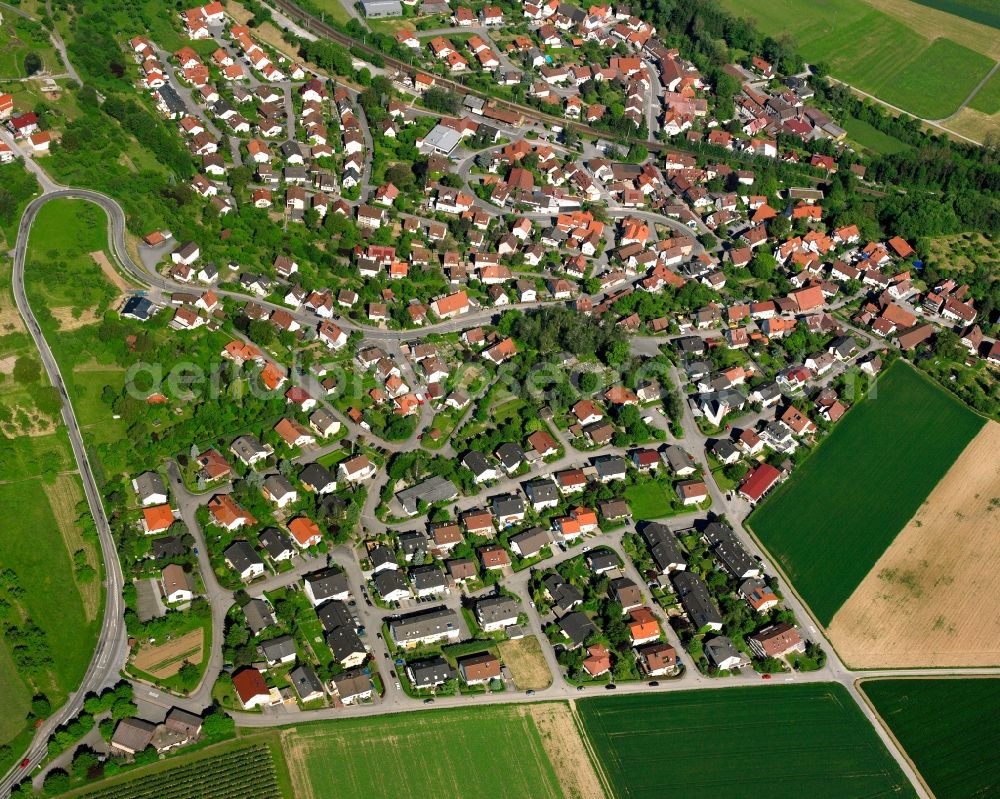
[578, 684, 916, 799]
[749, 361, 984, 625]
[280, 707, 564, 799]
[860, 678, 1000, 798]
[623, 479, 686, 520]
[843, 116, 911, 154]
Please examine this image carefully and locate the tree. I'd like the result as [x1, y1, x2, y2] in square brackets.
[71, 747, 99, 779]
[202, 707, 235, 741]
[178, 660, 199, 686]
[31, 694, 51, 718]
[749, 252, 776, 280]
[578, 371, 600, 394]
[13, 355, 41, 384]
[110, 698, 137, 720]
[24, 52, 42, 76]
[42, 769, 70, 796]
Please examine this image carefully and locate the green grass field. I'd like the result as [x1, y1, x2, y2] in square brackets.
[0, 475, 98, 774]
[281, 707, 565, 799]
[27, 200, 117, 312]
[861, 678, 1000, 798]
[579, 684, 915, 798]
[749, 361, 984, 626]
[969, 68, 1000, 115]
[843, 116, 911, 154]
[717, 0, 994, 119]
[908, 0, 1000, 28]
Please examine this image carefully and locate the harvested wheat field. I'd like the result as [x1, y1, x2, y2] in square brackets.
[43, 473, 100, 620]
[132, 628, 204, 677]
[527, 704, 606, 799]
[51, 306, 100, 330]
[499, 635, 552, 690]
[828, 421, 1000, 667]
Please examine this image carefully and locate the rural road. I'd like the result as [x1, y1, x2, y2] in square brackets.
[1, 189, 129, 797]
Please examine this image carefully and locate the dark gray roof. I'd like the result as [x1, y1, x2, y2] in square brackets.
[495, 442, 526, 470]
[374, 569, 410, 598]
[305, 568, 350, 601]
[289, 665, 324, 699]
[263, 473, 295, 497]
[703, 522, 758, 579]
[491, 493, 525, 516]
[558, 611, 597, 646]
[398, 530, 430, 558]
[673, 571, 722, 630]
[242, 598, 276, 635]
[258, 527, 294, 559]
[543, 574, 583, 614]
[134, 471, 166, 501]
[675, 335, 706, 355]
[396, 476, 458, 515]
[389, 607, 459, 644]
[260, 634, 296, 662]
[462, 450, 493, 477]
[475, 595, 519, 625]
[408, 655, 455, 687]
[525, 479, 559, 504]
[410, 564, 447, 592]
[224, 541, 264, 573]
[587, 550, 620, 571]
[157, 84, 186, 114]
[151, 536, 186, 559]
[711, 439, 739, 460]
[316, 599, 354, 633]
[595, 456, 628, 479]
[121, 295, 154, 321]
[369, 544, 397, 569]
[326, 626, 366, 662]
[299, 462, 336, 491]
[510, 527, 550, 556]
[650, 540, 686, 572]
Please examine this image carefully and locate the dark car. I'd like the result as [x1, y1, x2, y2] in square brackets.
[423, 698, 434, 704]
[383, 652, 389, 659]
[648, 681, 659, 687]
[605, 683, 617, 690]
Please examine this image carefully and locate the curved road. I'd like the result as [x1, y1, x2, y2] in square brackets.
[2, 190, 130, 796]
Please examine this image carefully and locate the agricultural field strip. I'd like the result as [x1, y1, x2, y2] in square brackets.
[74, 744, 281, 799]
[861, 678, 1000, 799]
[578, 686, 917, 798]
[749, 363, 985, 626]
[282, 709, 565, 799]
